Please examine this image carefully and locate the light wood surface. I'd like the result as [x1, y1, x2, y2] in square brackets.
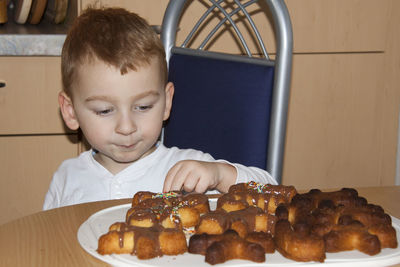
[0, 57, 69, 135]
[0, 135, 78, 225]
[80, 0, 389, 54]
[284, 53, 386, 189]
[381, 0, 400, 185]
[0, 186, 399, 266]
[0, 57, 78, 226]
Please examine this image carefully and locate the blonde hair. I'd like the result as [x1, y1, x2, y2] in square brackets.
[61, 7, 167, 96]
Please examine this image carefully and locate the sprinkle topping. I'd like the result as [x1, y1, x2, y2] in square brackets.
[247, 181, 269, 193]
[152, 192, 179, 199]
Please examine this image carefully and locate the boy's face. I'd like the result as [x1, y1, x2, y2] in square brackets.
[60, 57, 173, 174]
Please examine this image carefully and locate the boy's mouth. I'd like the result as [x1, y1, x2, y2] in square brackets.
[117, 142, 139, 150]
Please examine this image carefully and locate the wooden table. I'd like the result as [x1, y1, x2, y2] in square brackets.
[0, 186, 399, 266]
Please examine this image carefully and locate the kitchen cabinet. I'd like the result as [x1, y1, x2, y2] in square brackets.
[0, 57, 68, 134]
[0, 57, 78, 225]
[0, 135, 78, 224]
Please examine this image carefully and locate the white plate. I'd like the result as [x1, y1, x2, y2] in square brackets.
[78, 200, 400, 267]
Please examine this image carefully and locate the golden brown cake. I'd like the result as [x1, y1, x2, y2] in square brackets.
[323, 221, 381, 255]
[97, 191, 210, 259]
[274, 219, 326, 262]
[189, 230, 266, 265]
[196, 206, 277, 237]
[274, 188, 398, 262]
[244, 231, 275, 253]
[97, 223, 187, 259]
[195, 182, 295, 238]
[96, 184, 398, 264]
[217, 182, 297, 214]
[127, 191, 209, 229]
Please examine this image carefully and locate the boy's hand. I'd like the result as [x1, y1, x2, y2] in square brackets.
[163, 160, 236, 193]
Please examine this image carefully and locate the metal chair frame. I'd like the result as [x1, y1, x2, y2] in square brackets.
[161, 0, 293, 184]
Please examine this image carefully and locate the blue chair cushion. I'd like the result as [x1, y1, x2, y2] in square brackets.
[164, 52, 275, 169]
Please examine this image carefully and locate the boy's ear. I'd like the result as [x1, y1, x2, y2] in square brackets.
[58, 91, 80, 130]
[163, 82, 174, 121]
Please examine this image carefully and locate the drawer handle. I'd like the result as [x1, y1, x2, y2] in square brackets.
[0, 80, 5, 88]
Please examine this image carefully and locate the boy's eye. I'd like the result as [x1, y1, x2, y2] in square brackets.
[135, 105, 153, 111]
[95, 108, 113, 116]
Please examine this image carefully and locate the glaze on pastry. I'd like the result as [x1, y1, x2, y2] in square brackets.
[97, 222, 187, 259]
[97, 191, 209, 259]
[274, 188, 398, 262]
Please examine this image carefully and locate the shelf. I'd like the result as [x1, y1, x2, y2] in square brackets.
[0, 5, 71, 56]
[0, 16, 68, 35]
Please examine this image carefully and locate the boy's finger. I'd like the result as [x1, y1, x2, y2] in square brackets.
[163, 164, 181, 192]
[182, 175, 200, 192]
[169, 168, 190, 191]
[194, 181, 208, 194]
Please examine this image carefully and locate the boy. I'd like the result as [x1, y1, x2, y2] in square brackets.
[43, 7, 276, 210]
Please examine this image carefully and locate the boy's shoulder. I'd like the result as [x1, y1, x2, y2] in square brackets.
[56, 150, 94, 172]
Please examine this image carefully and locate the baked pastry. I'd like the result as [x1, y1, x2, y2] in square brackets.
[97, 222, 187, 259]
[96, 185, 398, 264]
[97, 191, 210, 259]
[290, 189, 397, 249]
[197, 182, 295, 238]
[286, 188, 367, 224]
[274, 219, 326, 262]
[189, 230, 266, 264]
[323, 221, 381, 255]
[196, 206, 277, 237]
[217, 182, 297, 214]
[243, 231, 275, 253]
[274, 188, 398, 262]
[127, 191, 210, 229]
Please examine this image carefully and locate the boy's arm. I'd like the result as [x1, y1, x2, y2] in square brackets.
[163, 160, 276, 194]
[43, 173, 62, 210]
[43, 186, 59, 210]
[229, 162, 278, 185]
[211, 161, 237, 193]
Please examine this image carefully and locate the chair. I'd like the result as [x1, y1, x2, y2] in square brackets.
[161, 0, 293, 184]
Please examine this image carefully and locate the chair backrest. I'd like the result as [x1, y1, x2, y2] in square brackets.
[161, 0, 293, 184]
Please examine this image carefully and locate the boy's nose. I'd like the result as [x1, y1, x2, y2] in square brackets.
[115, 113, 137, 135]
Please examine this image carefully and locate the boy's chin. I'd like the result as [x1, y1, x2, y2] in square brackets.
[110, 149, 154, 164]
[94, 151, 140, 166]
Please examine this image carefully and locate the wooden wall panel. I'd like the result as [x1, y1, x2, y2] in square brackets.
[381, 0, 400, 185]
[175, 0, 390, 54]
[0, 135, 78, 225]
[80, 0, 389, 54]
[283, 53, 386, 189]
[287, 0, 389, 53]
[0, 57, 68, 135]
